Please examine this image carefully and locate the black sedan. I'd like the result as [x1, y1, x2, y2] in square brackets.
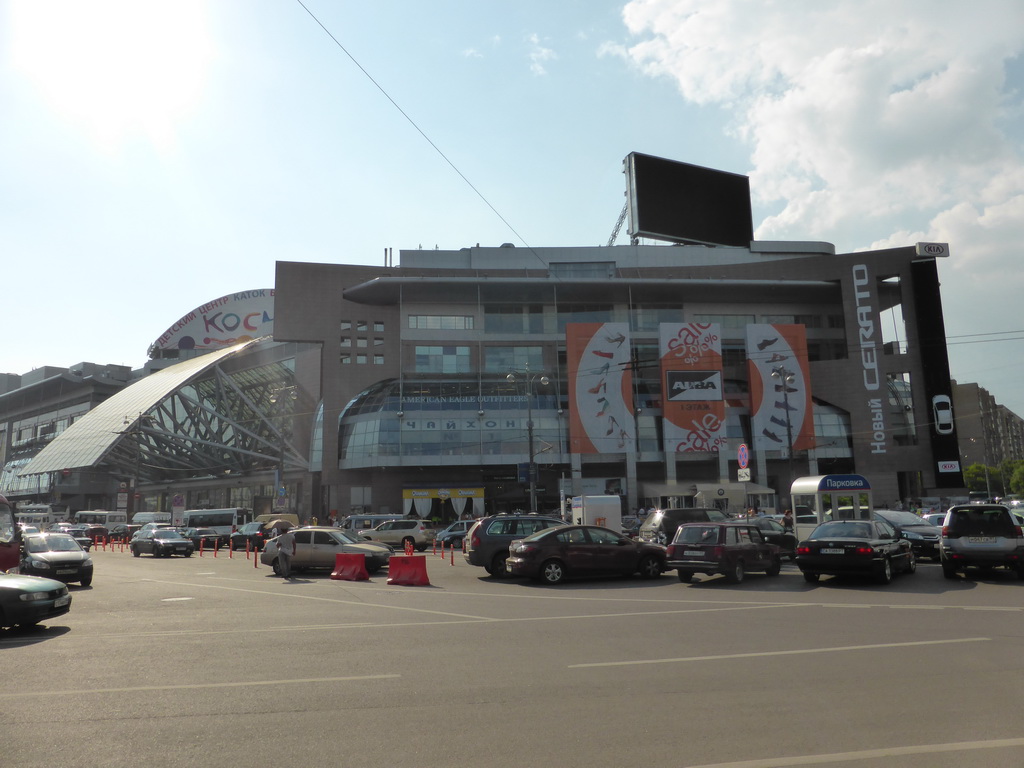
[873, 509, 941, 560]
[63, 527, 94, 551]
[20, 533, 94, 586]
[796, 519, 915, 584]
[130, 529, 195, 558]
[181, 527, 224, 551]
[505, 524, 666, 584]
[745, 516, 798, 559]
[0, 573, 72, 629]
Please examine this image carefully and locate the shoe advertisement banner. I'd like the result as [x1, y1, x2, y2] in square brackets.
[745, 324, 815, 453]
[566, 322, 635, 454]
[658, 322, 726, 453]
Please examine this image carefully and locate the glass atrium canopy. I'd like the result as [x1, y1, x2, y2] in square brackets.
[22, 338, 309, 483]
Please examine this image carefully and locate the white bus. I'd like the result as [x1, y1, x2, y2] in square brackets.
[75, 510, 129, 528]
[180, 508, 253, 538]
[15, 504, 56, 528]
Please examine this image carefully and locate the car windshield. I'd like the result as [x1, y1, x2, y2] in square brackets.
[878, 510, 928, 526]
[26, 535, 82, 553]
[332, 530, 362, 544]
[811, 521, 872, 539]
[673, 525, 720, 544]
[153, 530, 185, 540]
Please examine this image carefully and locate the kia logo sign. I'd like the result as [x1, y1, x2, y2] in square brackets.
[916, 242, 948, 257]
[937, 460, 960, 473]
[666, 370, 723, 401]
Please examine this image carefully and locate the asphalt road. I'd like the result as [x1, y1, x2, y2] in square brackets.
[4, 544, 1024, 768]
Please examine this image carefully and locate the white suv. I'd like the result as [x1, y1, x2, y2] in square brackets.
[361, 519, 434, 552]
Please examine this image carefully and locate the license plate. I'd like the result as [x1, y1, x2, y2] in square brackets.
[683, 550, 705, 557]
[54, 596, 71, 607]
[821, 548, 845, 555]
[967, 537, 996, 543]
[56, 568, 77, 575]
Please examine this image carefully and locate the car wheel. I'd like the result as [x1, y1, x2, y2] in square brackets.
[271, 558, 283, 577]
[941, 559, 958, 579]
[803, 571, 819, 583]
[727, 560, 745, 583]
[677, 570, 693, 583]
[488, 552, 507, 579]
[904, 552, 917, 574]
[876, 557, 893, 584]
[766, 556, 782, 577]
[416, 544, 428, 552]
[131, 546, 140, 558]
[540, 559, 566, 585]
[80, 574, 93, 587]
[185, 551, 193, 558]
[638, 555, 662, 579]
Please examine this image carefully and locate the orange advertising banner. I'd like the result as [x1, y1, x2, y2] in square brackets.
[659, 323, 726, 453]
[566, 322, 635, 454]
[745, 324, 815, 453]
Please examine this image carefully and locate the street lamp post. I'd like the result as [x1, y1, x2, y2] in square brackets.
[506, 369, 549, 515]
[770, 365, 796, 509]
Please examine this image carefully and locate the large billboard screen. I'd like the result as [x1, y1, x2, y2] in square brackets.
[625, 152, 754, 247]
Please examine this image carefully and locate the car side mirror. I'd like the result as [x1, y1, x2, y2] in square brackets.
[617, 539, 629, 546]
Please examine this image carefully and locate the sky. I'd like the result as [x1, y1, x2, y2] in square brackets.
[2, 0, 1023, 414]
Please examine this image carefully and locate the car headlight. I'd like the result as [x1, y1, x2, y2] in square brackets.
[902, 531, 923, 540]
[28, 559, 52, 569]
[83, 557, 93, 566]
[19, 591, 53, 602]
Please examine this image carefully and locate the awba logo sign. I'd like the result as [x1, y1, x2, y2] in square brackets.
[666, 371, 723, 401]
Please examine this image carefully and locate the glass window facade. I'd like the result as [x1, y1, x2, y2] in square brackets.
[413, 346, 471, 373]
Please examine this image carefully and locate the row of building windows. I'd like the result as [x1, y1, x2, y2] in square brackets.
[341, 355, 385, 365]
[407, 308, 846, 336]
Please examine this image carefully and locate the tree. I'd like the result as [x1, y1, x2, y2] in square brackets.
[962, 463, 991, 494]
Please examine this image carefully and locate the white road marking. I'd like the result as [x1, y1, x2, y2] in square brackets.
[569, 637, 989, 668]
[683, 737, 1024, 767]
[0, 674, 401, 698]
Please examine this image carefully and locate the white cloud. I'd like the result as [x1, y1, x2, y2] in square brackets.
[617, 0, 1024, 411]
[527, 33, 557, 76]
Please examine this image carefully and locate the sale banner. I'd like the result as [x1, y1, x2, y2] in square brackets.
[659, 322, 726, 453]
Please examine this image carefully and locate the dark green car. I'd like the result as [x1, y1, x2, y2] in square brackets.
[0, 573, 72, 629]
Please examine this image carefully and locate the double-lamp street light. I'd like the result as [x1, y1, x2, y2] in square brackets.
[770, 365, 796, 510]
[506, 370, 549, 515]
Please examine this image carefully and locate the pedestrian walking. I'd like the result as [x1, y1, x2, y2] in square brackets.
[276, 527, 296, 578]
[782, 509, 794, 533]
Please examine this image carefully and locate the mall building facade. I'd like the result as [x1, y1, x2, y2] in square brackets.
[274, 239, 966, 521]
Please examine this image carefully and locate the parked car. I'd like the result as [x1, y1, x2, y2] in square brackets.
[180, 527, 224, 550]
[666, 522, 782, 583]
[0, 572, 72, 629]
[359, 519, 433, 552]
[434, 520, 475, 549]
[637, 507, 730, 545]
[922, 513, 946, 527]
[64, 526, 95, 551]
[77, 525, 109, 543]
[230, 521, 269, 551]
[260, 527, 394, 575]
[874, 509, 941, 560]
[465, 514, 567, 578]
[744, 516, 797, 559]
[108, 523, 141, 543]
[505, 524, 666, 584]
[20, 533, 94, 586]
[130, 529, 195, 558]
[940, 503, 1024, 579]
[796, 519, 915, 584]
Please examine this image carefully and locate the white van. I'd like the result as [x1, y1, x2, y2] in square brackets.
[132, 511, 171, 526]
[339, 514, 403, 537]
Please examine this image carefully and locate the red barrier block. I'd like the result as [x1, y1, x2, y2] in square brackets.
[331, 553, 370, 581]
[387, 555, 430, 586]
